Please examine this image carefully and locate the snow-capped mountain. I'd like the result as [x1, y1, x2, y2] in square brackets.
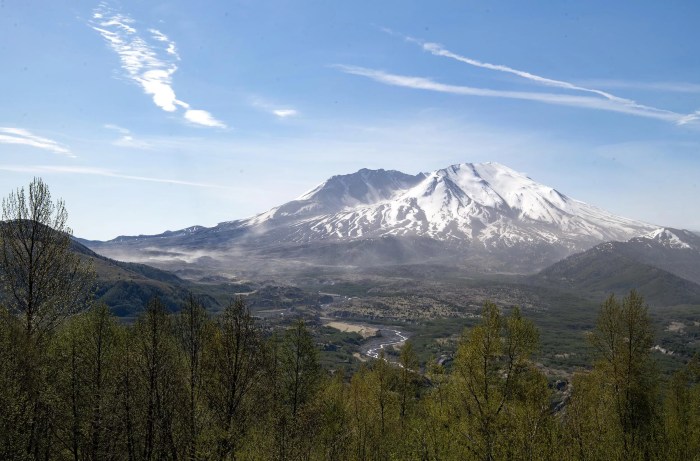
[245, 168, 425, 226]
[631, 228, 700, 250]
[83, 162, 659, 276]
[241, 162, 652, 248]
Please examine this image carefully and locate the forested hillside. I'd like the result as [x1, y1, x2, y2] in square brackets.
[2, 292, 700, 460]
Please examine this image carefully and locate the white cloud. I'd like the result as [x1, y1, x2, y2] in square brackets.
[103, 123, 129, 135]
[272, 109, 299, 118]
[335, 65, 691, 123]
[91, 5, 225, 128]
[148, 28, 180, 58]
[0, 127, 75, 157]
[104, 124, 151, 148]
[250, 96, 300, 118]
[0, 164, 232, 189]
[184, 109, 227, 128]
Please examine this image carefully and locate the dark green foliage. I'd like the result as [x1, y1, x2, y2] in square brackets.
[96, 279, 187, 316]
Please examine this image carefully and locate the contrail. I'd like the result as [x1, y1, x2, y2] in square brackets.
[378, 28, 697, 125]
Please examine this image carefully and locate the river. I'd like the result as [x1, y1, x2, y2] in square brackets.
[362, 328, 409, 360]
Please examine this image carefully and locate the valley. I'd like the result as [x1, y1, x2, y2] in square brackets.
[4, 165, 700, 460]
[75, 163, 700, 375]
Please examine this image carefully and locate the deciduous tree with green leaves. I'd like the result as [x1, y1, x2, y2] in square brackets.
[567, 291, 662, 460]
[450, 302, 546, 461]
[0, 177, 94, 339]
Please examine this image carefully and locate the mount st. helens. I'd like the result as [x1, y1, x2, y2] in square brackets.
[82, 162, 658, 279]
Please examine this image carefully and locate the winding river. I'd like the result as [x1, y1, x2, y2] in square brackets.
[363, 328, 409, 360]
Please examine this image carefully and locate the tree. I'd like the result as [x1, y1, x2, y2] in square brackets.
[367, 351, 399, 460]
[450, 302, 545, 460]
[0, 178, 94, 339]
[176, 295, 210, 460]
[280, 319, 321, 419]
[567, 291, 661, 460]
[273, 319, 321, 460]
[591, 291, 660, 457]
[664, 356, 700, 460]
[398, 341, 419, 426]
[203, 297, 261, 460]
[49, 304, 122, 461]
[315, 371, 351, 461]
[134, 298, 181, 461]
[0, 178, 95, 460]
[0, 306, 36, 459]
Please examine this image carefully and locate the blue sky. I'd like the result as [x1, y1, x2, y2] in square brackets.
[1, 0, 699, 240]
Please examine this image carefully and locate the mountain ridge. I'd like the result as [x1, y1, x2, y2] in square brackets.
[82, 162, 661, 278]
[532, 229, 700, 306]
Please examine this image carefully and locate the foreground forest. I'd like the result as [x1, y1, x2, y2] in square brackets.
[2, 179, 700, 460]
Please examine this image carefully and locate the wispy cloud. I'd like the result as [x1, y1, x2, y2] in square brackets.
[250, 97, 299, 119]
[148, 28, 179, 58]
[413, 38, 632, 103]
[677, 111, 700, 126]
[104, 124, 151, 148]
[90, 3, 225, 128]
[0, 127, 75, 157]
[578, 80, 700, 93]
[364, 29, 699, 126]
[272, 109, 299, 118]
[0, 164, 233, 190]
[335, 65, 686, 123]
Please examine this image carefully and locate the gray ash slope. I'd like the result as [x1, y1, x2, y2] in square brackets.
[82, 162, 659, 279]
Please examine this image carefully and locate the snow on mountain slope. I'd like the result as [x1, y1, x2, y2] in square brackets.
[633, 228, 700, 250]
[239, 162, 654, 250]
[245, 168, 425, 226]
[86, 162, 660, 275]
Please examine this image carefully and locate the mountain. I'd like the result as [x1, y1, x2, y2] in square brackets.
[228, 163, 651, 247]
[618, 228, 700, 285]
[533, 228, 700, 306]
[69, 239, 218, 318]
[82, 162, 656, 279]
